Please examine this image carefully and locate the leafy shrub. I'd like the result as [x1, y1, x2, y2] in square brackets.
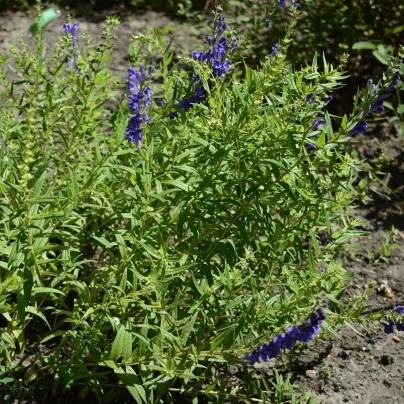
[0, 5, 401, 403]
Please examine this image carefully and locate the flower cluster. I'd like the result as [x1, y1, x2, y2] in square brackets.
[306, 93, 316, 104]
[125, 65, 154, 147]
[63, 22, 79, 73]
[381, 306, 404, 334]
[169, 15, 238, 118]
[269, 43, 279, 58]
[277, 0, 299, 9]
[243, 306, 327, 363]
[291, 0, 301, 9]
[348, 71, 400, 136]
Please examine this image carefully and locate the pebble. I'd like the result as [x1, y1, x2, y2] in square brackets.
[392, 335, 400, 343]
[305, 369, 318, 379]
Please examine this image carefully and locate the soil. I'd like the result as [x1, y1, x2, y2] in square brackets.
[0, 6, 404, 404]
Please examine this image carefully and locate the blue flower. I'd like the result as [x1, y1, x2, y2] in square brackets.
[170, 15, 238, 117]
[365, 72, 400, 116]
[291, 0, 301, 9]
[348, 121, 368, 136]
[63, 22, 80, 73]
[126, 65, 154, 147]
[324, 95, 333, 103]
[312, 119, 324, 131]
[394, 306, 404, 315]
[306, 93, 315, 104]
[63, 22, 78, 47]
[269, 43, 279, 57]
[277, 0, 286, 6]
[367, 79, 378, 96]
[305, 143, 317, 151]
[265, 18, 271, 27]
[243, 306, 327, 364]
[381, 319, 395, 334]
[369, 99, 385, 113]
[381, 306, 404, 334]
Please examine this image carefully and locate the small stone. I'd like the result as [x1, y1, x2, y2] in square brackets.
[376, 280, 394, 300]
[392, 335, 400, 343]
[305, 369, 318, 379]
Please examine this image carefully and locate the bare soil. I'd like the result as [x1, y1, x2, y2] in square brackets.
[1, 7, 403, 404]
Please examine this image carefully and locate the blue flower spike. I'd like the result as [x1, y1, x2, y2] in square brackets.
[125, 64, 154, 147]
[63, 21, 80, 73]
[243, 304, 328, 364]
[349, 71, 400, 136]
[169, 14, 238, 117]
[269, 43, 279, 58]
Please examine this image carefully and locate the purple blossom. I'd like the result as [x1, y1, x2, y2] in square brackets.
[63, 22, 78, 47]
[306, 93, 315, 104]
[381, 319, 395, 334]
[125, 65, 154, 147]
[396, 322, 404, 332]
[291, 0, 301, 9]
[265, 18, 271, 27]
[394, 306, 404, 315]
[269, 43, 279, 58]
[305, 143, 317, 151]
[381, 305, 404, 334]
[277, 0, 286, 6]
[63, 22, 79, 72]
[243, 306, 327, 364]
[170, 15, 238, 117]
[376, 90, 392, 101]
[192, 34, 237, 79]
[324, 95, 333, 103]
[348, 121, 368, 136]
[369, 99, 385, 113]
[312, 119, 324, 131]
[387, 72, 400, 90]
[364, 72, 400, 117]
[367, 79, 378, 96]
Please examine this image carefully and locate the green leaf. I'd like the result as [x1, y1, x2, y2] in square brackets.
[33, 287, 65, 296]
[26, 306, 51, 330]
[210, 325, 236, 351]
[40, 330, 66, 344]
[180, 312, 198, 344]
[110, 325, 125, 362]
[372, 45, 391, 65]
[114, 366, 146, 404]
[316, 131, 326, 148]
[352, 41, 377, 50]
[162, 179, 189, 192]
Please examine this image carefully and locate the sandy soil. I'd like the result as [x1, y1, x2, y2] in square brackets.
[1, 7, 403, 404]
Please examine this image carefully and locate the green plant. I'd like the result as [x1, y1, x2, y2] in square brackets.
[0, 4, 402, 403]
[363, 226, 401, 265]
